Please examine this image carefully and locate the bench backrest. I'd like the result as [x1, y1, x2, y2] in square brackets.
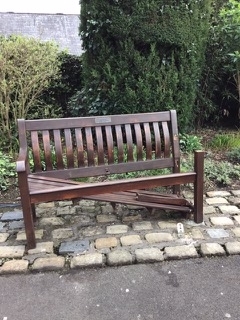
[17, 110, 180, 180]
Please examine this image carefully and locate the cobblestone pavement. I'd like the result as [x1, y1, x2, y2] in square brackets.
[1, 189, 240, 274]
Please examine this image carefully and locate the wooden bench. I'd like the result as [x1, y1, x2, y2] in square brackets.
[17, 110, 204, 249]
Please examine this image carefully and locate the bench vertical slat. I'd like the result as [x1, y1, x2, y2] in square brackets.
[75, 128, 85, 167]
[85, 127, 95, 166]
[53, 129, 64, 169]
[64, 129, 74, 168]
[125, 124, 134, 162]
[170, 110, 180, 194]
[95, 126, 105, 165]
[31, 131, 42, 172]
[134, 123, 143, 161]
[115, 125, 124, 163]
[153, 122, 162, 159]
[162, 122, 170, 158]
[143, 122, 152, 160]
[42, 130, 53, 170]
[105, 125, 114, 164]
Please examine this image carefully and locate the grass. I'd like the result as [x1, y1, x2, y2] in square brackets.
[208, 133, 240, 151]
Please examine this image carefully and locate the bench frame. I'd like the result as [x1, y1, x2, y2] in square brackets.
[17, 110, 204, 249]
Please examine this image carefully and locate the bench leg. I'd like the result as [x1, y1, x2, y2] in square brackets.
[193, 151, 205, 223]
[31, 204, 37, 222]
[21, 197, 36, 249]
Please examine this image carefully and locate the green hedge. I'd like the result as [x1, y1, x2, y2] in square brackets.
[79, 0, 212, 129]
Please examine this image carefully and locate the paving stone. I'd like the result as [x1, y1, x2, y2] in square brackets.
[122, 214, 143, 223]
[32, 256, 65, 271]
[135, 248, 164, 263]
[106, 224, 128, 234]
[120, 235, 142, 246]
[145, 232, 173, 243]
[182, 191, 194, 199]
[0, 245, 25, 258]
[28, 242, 54, 254]
[52, 228, 73, 239]
[0, 210, 23, 221]
[132, 221, 153, 231]
[58, 200, 73, 207]
[210, 217, 234, 226]
[218, 205, 240, 215]
[0, 233, 9, 242]
[206, 191, 231, 198]
[164, 245, 198, 260]
[96, 214, 118, 223]
[158, 221, 177, 229]
[8, 220, 25, 230]
[231, 190, 240, 196]
[79, 200, 96, 207]
[200, 243, 225, 256]
[95, 237, 118, 249]
[101, 204, 114, 214]
[39, 217, 65, 226]
[206, 229, 230, 239]
[0, 222, 6, 231]
[205, 198, 229, 206]
[107, 249, 133, 266]
[203, 206, 216, 214]
[36, 207, 56, 217]
[37, 202, 55, 208]
[16, 229, 44, 241]
[59, 240, 90, 254]
[233, 215, 240, 224]
[70, 253, 103, 268]
[80, 206, 96, 213]
[0, 259, 29, 274]
[228, 197, 240, 205]
[23, 253, 57, 264]
[190, 229, 205, 240]
[81, 226, 105, 237]
[57, 206, 75, 216]
[232, 228, 240, 237]
[74, 215, 92, 224]
[225, 241, 240, 255]
[183, 220, 205, 227]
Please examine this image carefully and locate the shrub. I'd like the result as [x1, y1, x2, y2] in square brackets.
[39, 53, 83, 118]
[0, 150, 16, 191]
[0, 35, 61, 153]
[204, 158, 240, 185]
[227, 147, 240, 163]
[179, 134, 202, 153]
[80, 0, 212, 129]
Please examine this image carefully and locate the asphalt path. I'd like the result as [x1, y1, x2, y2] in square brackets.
[0, 256, 240, 320]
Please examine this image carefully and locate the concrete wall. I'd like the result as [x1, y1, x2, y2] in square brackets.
[0, 12, 83, 55]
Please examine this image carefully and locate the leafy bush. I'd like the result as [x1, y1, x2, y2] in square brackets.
[179, 134, 202, 153]
[196, 0, 240, 127]
[39, 53, 83, 118]
[0, 151, 16, 191]
[80, 0, 212, 129]
[227, 147, 240, 163]
[204, 158, 240, 185]
[0, 35, 61, 153]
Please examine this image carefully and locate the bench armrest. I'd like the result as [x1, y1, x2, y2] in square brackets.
[16, 147, 29, 173]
